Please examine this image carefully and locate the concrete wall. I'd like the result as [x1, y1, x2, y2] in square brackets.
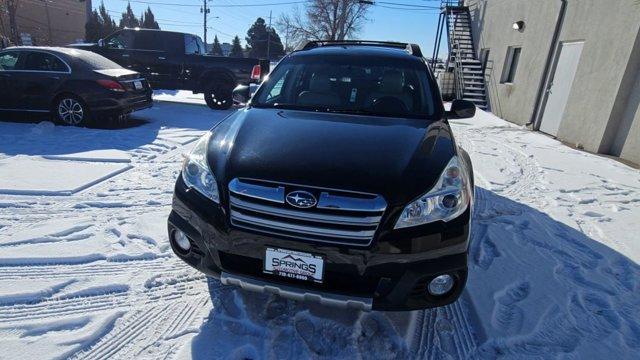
[0, 0, 89, 46]
[465, 0, 561, 125]
[466, 0, 640, 165]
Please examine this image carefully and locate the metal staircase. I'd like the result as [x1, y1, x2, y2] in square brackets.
[432, 1, 488, 110]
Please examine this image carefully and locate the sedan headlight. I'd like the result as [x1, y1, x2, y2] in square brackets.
[182, 132, 220, 203]
[395, 156, 471, 229]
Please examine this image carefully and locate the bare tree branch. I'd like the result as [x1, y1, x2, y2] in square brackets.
[276, 0, 370, 49]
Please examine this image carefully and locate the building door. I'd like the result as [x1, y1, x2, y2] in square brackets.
[539, 41, 584, 136]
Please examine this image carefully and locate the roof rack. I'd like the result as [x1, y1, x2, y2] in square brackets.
[295, 40, 423, 58]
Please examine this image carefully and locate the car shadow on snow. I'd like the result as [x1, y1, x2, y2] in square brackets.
[189, 187, 639, 359]
[0, 101, 233, 157]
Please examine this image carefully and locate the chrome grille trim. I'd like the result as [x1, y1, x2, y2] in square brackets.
[230, 211, 376, 240]
[317, 192, 386, 212]
[228, 178, 386, 246]
[230, 196, 381, 226]
[228, 178, 284, 203]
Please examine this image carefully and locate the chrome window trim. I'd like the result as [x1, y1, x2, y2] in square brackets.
[230, 211, 375, 240]
[229, 196, 381, 226]
[0, 49, 71, 74]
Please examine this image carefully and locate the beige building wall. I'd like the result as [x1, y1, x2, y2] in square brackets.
[466, 0, 640, 165]
[0, 0, 89, 46]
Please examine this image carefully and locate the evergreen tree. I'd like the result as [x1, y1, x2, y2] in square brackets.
[98, 2, 118, 36]
[246, 17, 284, 60]
[229, 36, 244, 58]
[119, 2, 140, 29]
[85, 9, 102, 42]
[142, 7, 160, 29]
[211, 35, 223, 56]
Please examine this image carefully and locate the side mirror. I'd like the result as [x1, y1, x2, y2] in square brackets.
[446, 99, 476, 119]
[232, 84, 251, 104]
[97, 39, 105, 47]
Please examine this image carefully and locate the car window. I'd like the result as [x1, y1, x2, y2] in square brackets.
[105, 31, 134, 49]
[75, 50, 122, 70]
[253, 55, 438, 120]
[22, 52, 68, 72]
[0, 52, 19, 71]
[134, 31, 164, 51]
[184, 35, 204, 55]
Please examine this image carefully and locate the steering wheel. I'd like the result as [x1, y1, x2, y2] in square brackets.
[371, 96, 409, 114]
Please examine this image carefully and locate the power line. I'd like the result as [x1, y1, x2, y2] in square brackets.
[114, 0, 309, 8]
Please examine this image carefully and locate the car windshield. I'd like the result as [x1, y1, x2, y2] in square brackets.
[252, 55, 440, 119]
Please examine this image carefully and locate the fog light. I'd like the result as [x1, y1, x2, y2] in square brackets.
[173, 229, 191, 252]
[428, 274, 454, 296]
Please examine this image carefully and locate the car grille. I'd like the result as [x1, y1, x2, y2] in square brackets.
[228, 178, 387, 247]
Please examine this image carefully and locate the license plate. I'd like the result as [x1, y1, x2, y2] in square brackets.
[134, 80, 143, 90]
[264, 247, 324, 283]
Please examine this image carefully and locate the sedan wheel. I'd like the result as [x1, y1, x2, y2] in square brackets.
[57, 98, 85, 126]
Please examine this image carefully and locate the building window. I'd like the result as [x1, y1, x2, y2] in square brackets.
[501, 46, 521, 83]
[480, 48, 490, 72]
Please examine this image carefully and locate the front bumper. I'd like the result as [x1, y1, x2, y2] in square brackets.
[168, 177, 470, 311]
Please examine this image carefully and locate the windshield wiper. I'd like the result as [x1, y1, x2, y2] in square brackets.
[253, 103, 329, 112]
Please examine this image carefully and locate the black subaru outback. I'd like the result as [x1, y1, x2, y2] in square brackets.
[168, 41, 476, 311]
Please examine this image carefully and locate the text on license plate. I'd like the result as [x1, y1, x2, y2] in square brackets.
[134, 80, 143, 90]
[264, 247, 324, 283]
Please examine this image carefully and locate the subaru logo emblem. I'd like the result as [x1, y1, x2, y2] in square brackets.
[286, 190, 317, 208]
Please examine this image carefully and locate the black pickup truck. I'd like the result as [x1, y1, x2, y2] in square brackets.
[71, 28, 268, 109]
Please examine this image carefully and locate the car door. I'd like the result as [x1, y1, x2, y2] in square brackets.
[130, 31, 173, 88]
[17, 51, 69, 111]
[0, 50, 21, 110]
[181, 34, 205, 89]
[100, 30, 135, 69]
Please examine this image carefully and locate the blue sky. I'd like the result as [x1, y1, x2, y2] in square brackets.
[97, 0, 445, 58]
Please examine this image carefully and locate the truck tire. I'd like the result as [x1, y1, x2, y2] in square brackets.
[204, 84, 233, 110]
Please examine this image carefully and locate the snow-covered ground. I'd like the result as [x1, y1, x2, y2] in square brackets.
[0, 93, 638, 359]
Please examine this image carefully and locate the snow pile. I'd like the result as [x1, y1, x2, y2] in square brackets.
[0, 97, 638, 359]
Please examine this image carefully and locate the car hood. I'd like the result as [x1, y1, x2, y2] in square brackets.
[207, 108, 455, 206]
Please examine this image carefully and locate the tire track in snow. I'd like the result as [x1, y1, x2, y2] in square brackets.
[0, 276, 205, 323]
[71, 294, 209, 360]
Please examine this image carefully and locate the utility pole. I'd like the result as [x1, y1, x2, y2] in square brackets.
[266, 10, 272, 60]
[201, 0, 210, 49]
[7, 0, 20, 45]
[43, 0, 53, 45]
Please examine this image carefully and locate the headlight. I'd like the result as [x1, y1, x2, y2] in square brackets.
[394, 156, 471, 229]
[182, 132, 220, 203]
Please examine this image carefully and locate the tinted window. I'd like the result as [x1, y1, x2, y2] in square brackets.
[105, 31, 134, 49]
[134, 31, 164, 51]
[253, 55, 438, 119]
[23, 52, 68, 72]
[76, 50, 122, 70]
[0, 52, 19, 70]
[184, 35, 204, 55]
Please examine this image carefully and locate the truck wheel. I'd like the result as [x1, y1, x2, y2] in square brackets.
[204, 85, 233, 110]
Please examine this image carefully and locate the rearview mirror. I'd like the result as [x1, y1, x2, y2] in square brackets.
[233, 85, 251, 104]
[97, 39, 105, 47]
[446, 99, 476, 119]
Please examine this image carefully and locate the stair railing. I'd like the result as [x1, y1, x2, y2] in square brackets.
[452, 39, 465, 100]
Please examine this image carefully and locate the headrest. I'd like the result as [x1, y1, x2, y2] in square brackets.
[381, 70, 404, 93]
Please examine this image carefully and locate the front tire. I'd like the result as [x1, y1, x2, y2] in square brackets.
[204, 84, 233, 110]
[53, 95, 88, 126]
